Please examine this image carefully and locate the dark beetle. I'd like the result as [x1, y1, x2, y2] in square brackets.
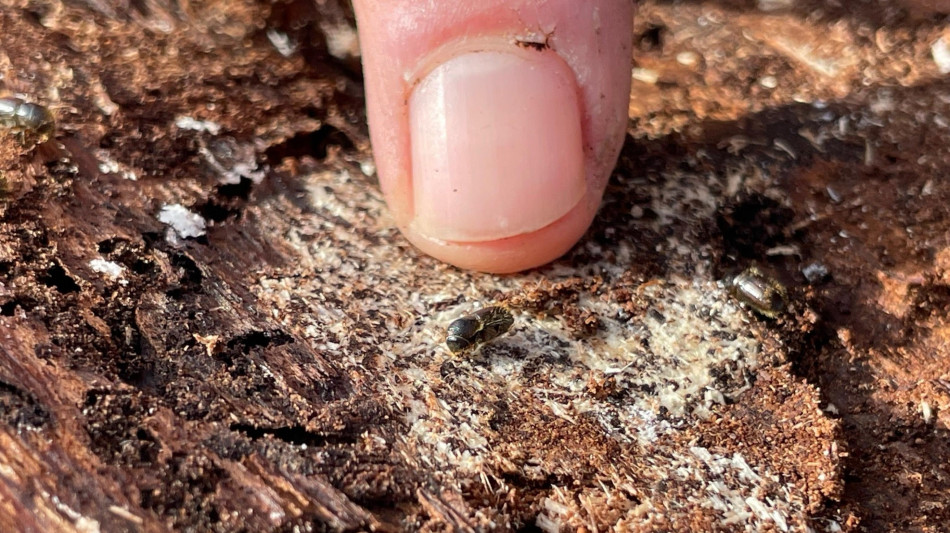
[727, 266, 787, 318]
[0, 97, 55, 141]
[445, 306, 514, 353]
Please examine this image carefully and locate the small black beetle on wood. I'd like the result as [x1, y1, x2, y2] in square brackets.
[445, 306, 514, 353]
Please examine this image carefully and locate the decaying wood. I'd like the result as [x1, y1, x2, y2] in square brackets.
[1, 0, 949, 532]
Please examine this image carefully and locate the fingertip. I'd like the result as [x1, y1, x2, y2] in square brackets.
[354, 0, 632, 272]
[402, 190, 600, 273]
[408, 48, 587, 243]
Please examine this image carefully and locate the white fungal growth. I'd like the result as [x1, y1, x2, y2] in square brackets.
[921, 400, 933, 424]
[174, 116, 221, 135]
[320, 22, 360, 60]
[266, 28, 296, 57]
[88, 258, 125, 282]
[933, 35, 950, 75]
[244, 160, 829, 531]
[95, 150, 138, 180]
[158, 204, 206, 239]
[632, 68, 659, 84]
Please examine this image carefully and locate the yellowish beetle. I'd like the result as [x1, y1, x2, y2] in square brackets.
[0, 97, 55, 143]
[728, 267, 787, 318]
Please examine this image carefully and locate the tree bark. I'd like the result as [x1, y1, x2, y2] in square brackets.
[0, 1, 860, 531]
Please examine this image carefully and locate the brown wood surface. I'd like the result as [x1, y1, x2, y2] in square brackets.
[1, 1, 949, 532]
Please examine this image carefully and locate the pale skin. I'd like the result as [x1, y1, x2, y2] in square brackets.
[352, 0, 633, 273]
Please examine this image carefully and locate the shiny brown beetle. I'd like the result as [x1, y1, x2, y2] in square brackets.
[728, 266, 787, 318]
[0, 97, 55, 143]
[445, 306, 514, 353]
